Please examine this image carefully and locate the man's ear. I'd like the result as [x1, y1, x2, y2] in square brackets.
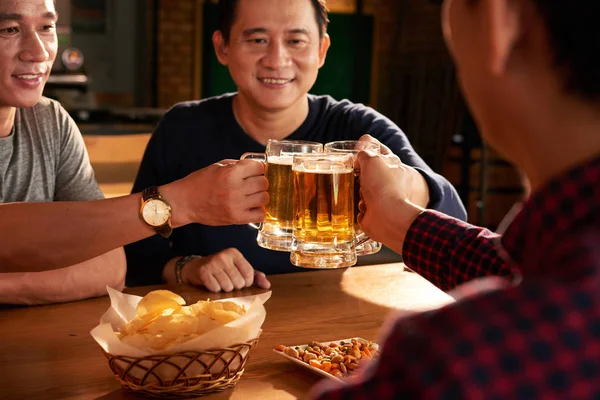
[485, 0, 523, 75]
[213, 30, 229, 66]
[318, 33, 331, 69]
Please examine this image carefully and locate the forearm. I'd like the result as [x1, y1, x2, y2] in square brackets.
[0, 184, 187, 272]
[0, 247, 126, 305]
[403, 210, 513, 291]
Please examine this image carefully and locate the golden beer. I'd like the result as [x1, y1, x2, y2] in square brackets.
[324, 140, 382, 255]
[241, 140, 323, 251]
[262, 157, 294, 235]
[291, 154, 356, 268]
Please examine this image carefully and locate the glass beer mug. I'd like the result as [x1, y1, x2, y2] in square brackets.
[241, 140, 323, 251]
[290, 153, 357, 269]
[324, 140, 381, 255]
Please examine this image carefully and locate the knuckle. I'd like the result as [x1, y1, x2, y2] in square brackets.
[215, 251, 229, 261]
[199, 267, 211, 279]
[258, 176, 269, 190]
[221, 167, 238, 183]
[227, 247, 242, 257]
[233, 278, 246, 290]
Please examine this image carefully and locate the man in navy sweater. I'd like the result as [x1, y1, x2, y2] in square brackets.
[125, 0, 466, 291]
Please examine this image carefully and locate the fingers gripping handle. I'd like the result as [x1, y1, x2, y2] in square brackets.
[241, 153, 267, 230]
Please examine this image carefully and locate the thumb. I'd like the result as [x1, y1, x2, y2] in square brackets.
[253, 270, 271, 289]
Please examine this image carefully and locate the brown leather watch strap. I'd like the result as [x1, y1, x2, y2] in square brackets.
[155, 224, 172, 238]
[141, 186, 172, 238]
[142, 186, 159, 201]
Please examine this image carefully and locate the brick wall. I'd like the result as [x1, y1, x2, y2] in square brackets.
[156, 0, 197, 108]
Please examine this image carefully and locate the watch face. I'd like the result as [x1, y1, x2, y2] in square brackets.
[142, 199, 171, 227]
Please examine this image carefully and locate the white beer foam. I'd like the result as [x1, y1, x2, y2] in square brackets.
[268, 156, 294, 165]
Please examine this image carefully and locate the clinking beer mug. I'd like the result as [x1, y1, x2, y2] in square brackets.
[290, 153, 357, 269]
[324, 140, 382, 256]
[241, 140, 323, 251]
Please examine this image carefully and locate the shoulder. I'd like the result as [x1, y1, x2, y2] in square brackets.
[308, 94, 381, 118]
[308, 94, 394, 133]
[307, 95, 400, 141]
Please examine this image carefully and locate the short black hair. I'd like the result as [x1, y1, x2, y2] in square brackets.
[531, 1, 600, 101]
[217, 0, 329, 44]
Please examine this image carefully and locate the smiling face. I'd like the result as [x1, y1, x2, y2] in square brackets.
[213, 0, 330, 113]
[0, 0, 58, 109]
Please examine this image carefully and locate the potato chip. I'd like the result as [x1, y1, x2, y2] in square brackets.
[148, 313, 200, 335]
[146, 290, 186, 305]
[187, 300, 210, 317]
[120, 315, 153, 335]
[205, 301, 246, 324]
[136, 291, 185, 319]
[118, 291, 248, 351]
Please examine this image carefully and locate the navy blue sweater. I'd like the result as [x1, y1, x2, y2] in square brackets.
[125, 94, 466, 286]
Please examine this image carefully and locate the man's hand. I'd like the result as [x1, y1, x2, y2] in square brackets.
[181, 248, 271, 292]
[165, 159, 269, 227]
[358, 135, 429, 208]
[355, 149, 424, 254]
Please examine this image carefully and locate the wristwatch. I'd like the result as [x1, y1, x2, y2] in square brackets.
[174, 255, 202, 284]
[139, 186, 172, 238]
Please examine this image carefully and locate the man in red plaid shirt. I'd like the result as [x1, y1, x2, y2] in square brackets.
[311, 0, 600, 398]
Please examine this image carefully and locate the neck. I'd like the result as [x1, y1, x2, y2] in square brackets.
[508, 96, 600, 192]
[232, 94, 309, 145]
[0, 107, 16, 138]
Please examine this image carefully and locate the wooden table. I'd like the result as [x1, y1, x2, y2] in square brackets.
[0, 263, 453, 400]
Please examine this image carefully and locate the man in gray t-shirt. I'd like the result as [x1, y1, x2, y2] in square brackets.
[0, 0, 126, 304]
[1, 1, 272, 301]
[0, 96, 128, 305]
[0, 97, 102, 203]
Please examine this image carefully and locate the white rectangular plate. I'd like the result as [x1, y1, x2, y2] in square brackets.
[273, 337, 378, 381]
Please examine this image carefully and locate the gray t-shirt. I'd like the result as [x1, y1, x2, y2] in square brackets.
[0, 97, 103, 202]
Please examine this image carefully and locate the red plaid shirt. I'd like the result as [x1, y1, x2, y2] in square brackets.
[311, 156, 600, 399]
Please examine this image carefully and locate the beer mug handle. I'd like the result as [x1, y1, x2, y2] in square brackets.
[241, 153, 266, 231]
[241, 152, 266, 163]
[355, 231, 371, 246]
[248, 222, 262, 230]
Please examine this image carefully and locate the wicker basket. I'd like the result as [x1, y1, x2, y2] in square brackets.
[103, 334, 261, 398]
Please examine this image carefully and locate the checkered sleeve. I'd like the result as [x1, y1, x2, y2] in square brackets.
[403, 210, 513, 291]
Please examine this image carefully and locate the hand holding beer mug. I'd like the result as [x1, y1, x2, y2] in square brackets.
[241, 140, 322, 251]
[324, 140, 382, 255]
[290, 153, 356, 269]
